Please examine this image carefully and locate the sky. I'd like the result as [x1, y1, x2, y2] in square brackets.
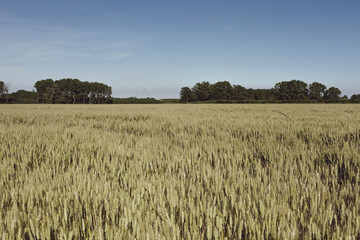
[1, 0, 359, 98]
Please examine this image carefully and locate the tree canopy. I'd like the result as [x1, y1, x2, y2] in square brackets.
[11, 90, 37, 103]
[0, 81, 9, 103]
[350, 94, 360, 103]
[180, 80, 350, 103]
[309, 82, 327, 100]
[1, 78, 358, 104]
[324, 87, 342, 100]
[34, 79, 112, 104]
[274, 80, 308, 100]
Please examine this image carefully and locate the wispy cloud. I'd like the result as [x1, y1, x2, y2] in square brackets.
[16, 50, 62, 62]
[0, 10, 33, 24]
[104, 53, 132, 61]
[0, 11, 143, 63]
[17, 50, 93, 62]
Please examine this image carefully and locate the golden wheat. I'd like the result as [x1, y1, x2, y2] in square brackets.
[0, 104, 359, 239]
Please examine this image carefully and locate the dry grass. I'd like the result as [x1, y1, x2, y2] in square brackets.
[0, 104, 359, 239]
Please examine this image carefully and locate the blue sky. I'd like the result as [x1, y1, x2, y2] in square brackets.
[1, 0, 359, 98]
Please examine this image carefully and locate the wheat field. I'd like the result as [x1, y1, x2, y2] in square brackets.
[0, 104, 359, 239]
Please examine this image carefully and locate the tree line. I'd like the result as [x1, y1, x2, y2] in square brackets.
[180, 80, 360, 103]
[0, 81, 9, 103]
[2, 79, 360, 104]
[0, 79, 112, 104]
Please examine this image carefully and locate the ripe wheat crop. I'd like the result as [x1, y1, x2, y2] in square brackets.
[0, 104, 359, 239]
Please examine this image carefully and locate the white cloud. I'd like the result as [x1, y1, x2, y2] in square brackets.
[0, 10, 32, 24]
[104, 53, 132, 61]
[0, 10, 145, 63]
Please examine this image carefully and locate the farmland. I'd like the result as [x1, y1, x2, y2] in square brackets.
[0, 104, 359, 239]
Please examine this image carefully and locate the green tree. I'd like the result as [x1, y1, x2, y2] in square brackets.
[0, 81, 5, 102]
[34, 78, 112, 104]
[86, 82, 96, 104]
[180, 87, 195, 103]
[274, 80, 308, 100]
[255, 89, 276, 101]
[94, 82, 106, 104]
[309, 82, 327, 100]
[80, 81, 90, 104]
[350, 94, 360, 102]
[0, 81, 4, 96]
[69, 79, 82, 104]
[55, 79, 73, 103]
[210, 81, 233, 100]
[0, 81, 9, 103]
[324, 87, 341, 100]
[192, 81, 212, 101]
[245, 88, 275, 101]
[105, 85, 112, 103]
[11, 90, 37, 103]
[34, 79, 55, 103]
[87, 82, 112, 104]
[231, 85, 248, 100]
[55, 78, 93, 104]
[4, 83, 9, 103]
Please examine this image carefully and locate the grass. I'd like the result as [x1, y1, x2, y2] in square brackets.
[0, 104, 359, 239]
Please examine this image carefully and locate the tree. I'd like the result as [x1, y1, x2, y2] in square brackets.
[180, 87, 194, 103]
[34, 79, 54, 103]
[254, 89, 276, 101]
[79, 81, 90, 104]
[11, 90, 37, 103]
[210, 81, 233, 100]
[192, 81, 212, 101]
[274, 80, 308, 100]
[0, 81, 5, 102]
[232, 85, 248, 100]
[3, 83, 9, 103]
[0, 81, 9, 103]
[324, 87, 341, 100]
[55, 79, 74, 103]
[309, 82, 327, 100]
[34, 78, 112, 104]
[350, 94, 360, 103]
[0, 81, 4, 94]
[68, 79, 82, 104]
[105, 86, 112, 103]
[84, 81, 95, 104]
